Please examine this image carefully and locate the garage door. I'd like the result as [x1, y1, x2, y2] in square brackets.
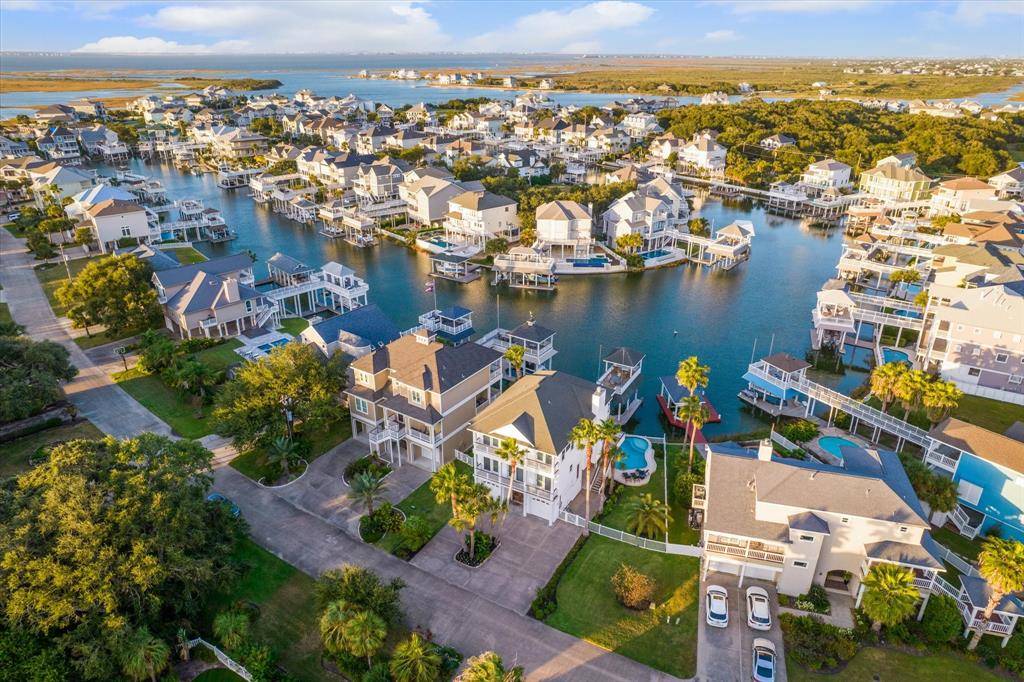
[743, 564, 778, 582]
[708, 559, 741, 577]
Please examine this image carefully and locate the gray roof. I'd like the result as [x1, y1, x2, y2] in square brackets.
[166, 272, 262, 315]
[351, 334, 499, 393]
[763, 353, 810, 373]
[508, 318, 555, 343]
[864, 540, 942, 570]
[268, 252, 313, 275]
[470, 370, 597, 454]
[960, 575, 1024, 615]
[788, 512, 830, 535]
[153, 253, 252, 289]
[379, 392, 442, 425]
[307, 304, 400, 354]
[604, 346, 645, 367]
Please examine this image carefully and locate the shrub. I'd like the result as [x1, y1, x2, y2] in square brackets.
[530, 535, 586, 619]
[805, 585, 830, 613]
[921, 594, 962, 644]
[399, 515, 432, 553]
[433, 644, 463, 678]
[316, 565, 405, 625]
[977, 629, 1024, 675]
[345, 455, 392, 481]
[674, 471, 703, 508]
[359, 505, 401, 544]
[780, 613, 859, 671]
[455, 532, 497, 567]
[779, 419, 819, 444]
[611, 563, 655, 610]
[363, 662, 391, 682]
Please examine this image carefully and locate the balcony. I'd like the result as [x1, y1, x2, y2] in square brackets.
[475, 466, 553, 500]
[950, 505, 982, 540]
[369, 422, 406, 445]
[474, 441, 555, 474]
[705, 539, 785, 565]
[924, 447, 959, 473]
[691, 484, 707, 510]
[407, 427, 441, 447]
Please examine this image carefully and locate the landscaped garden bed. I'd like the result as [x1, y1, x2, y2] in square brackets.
[374, 461, 470, 559]
[343, 454, 393, 486]
[454, 532, 499, 567]
[779, 584, 832, 615]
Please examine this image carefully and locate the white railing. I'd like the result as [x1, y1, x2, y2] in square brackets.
[913, 577, 934, 591]
[369, 423, 406, 445]
[932, 574, 962, 600]
[559, 511, 704, 557]
[924, 447, 959, 473]
[407, 427, 441, 446]
[453, 449, 474, 466]
[849, 306, 925, 331]
[475, 468, 553, 500]
[187, 638, 252, 681]
[770, 430, 801, 452]
[950, 506, 981, 539]
[847, 291, 923, 314]
[932, 540, 979, 577]
[705, 540, 786, 564]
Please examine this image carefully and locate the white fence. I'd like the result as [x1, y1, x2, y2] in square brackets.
[932, 540, 979, 577]
[770, 430, 801, 453]
[559, 511, 703, 557]
[187, 638, 252, 681]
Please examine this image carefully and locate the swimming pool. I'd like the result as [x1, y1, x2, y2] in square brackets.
[257, 338, 291, 353]
[569, 256, 609, 268]
[640, 249, 670, 260]
[426, 236, 453, 249]
[882, 348, 910, 365]
[616, 435, 651, 470]
[818, 436, 857, 461]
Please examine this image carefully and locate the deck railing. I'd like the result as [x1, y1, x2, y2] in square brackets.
[558, 511, 703, 557]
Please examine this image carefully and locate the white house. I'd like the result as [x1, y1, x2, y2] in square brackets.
[799, 159, 853, 192]
[85, 199, 152, 253]
[929, 178, 1000, 216]
[535, 200, 594, 260]
[988, 166, 1024, 199]
[444, 190, 520, 248]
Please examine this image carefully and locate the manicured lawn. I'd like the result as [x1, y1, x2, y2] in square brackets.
[375, 461, 469, 556]
[230, 417, 353, 483]
[166, 246, 207, 264]
[113, 366, 217, 438]
[545, 535, 699, 679]
[195, 339, 244, 373]
[277, 317, 309, 336]
[202, 538, 329, 682]
[33, 257, 98, 316]
[865, 393, 1024, 435]
[596, 443, 700, 546]
[931, 526, 982, 561]
[786, 646, 1004, 682]
[0, 420, 105, 478]
[73, 326, 145, 350]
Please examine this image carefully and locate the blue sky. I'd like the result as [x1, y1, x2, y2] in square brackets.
[0, 1, 1022, 57]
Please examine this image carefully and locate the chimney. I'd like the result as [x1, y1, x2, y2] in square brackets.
[222, 277, 240, 303]
[591, 386, 609, 421]
[413, 327, 434, 345]
[757, 439, 773, 462]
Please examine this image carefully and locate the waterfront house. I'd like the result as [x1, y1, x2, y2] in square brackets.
[598, 347, 645, 425]
[443, 190, 520, 248]
[400, 174, 471, 226]
[37, 126, 81, 165]
[197, 126, 269, 160]
[468, 370, 610, 524]
[494, 150, 548, 179]
[28, 163, 94, 206]
[924, 418, 1024, 543]
[799, 159, 853, 193]
[858, 160, 933, 204]
[929, 178, 1000, 216]
[346, 327, 502, 472]
[535, 200, 595, 261]
[602, 190, 673, 254]
[352, 159, 407, 221]
[988, 166, 1024, 199]
[68, 98, 108, 120]
[586, 127, 631, 153]
[0, 135, 30, 158]
[34, 103, 77, 123]
[697, 439, 944, 605]
[680, 133, 727, 176]
[492, 246, 557, 290]
[622, 112, 663, 140]
[300, 302, 400, 360]
[478, 315, 557, 380]
[405, 102, 437, 126]
[84, 199, 152, 253]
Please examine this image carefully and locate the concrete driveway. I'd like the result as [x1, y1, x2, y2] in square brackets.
[411, 511, 582, 614]
[697, 573, 787, 682]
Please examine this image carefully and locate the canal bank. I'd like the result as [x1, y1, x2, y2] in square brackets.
[115, 158, 864, 438]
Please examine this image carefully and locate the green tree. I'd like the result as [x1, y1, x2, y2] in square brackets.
[922, 379, 963, 426]
[118, 627, 170, 682]
[502, 344, 526, 379]
[626, 493, 672, 539]
[266, 435, 298, 479]
[351, 471, 386, 515]
[970, 537, 1024, 649]
[213, 343, 345, 448]
[0, 434, 242, 679]
[343, 610, 387, 668]
[860, 563, 919, 632]
[676, 396, 709, 474]
[894, 368, 930, 421]
[675, 355, 710, 470]
[459, 651, 524, 682]
[212, 610, 250, 651]
[615, 232, 643, 254]
[55, 253, 160, 336]
[869, 361, 906, 413]
[449, 482, 500, 560]
[921, 594, 963, 644]
[595, 417, 622, 497]
[430, 462, 471, 517]
[495, 437, 526, 507]
[0, 335, 78, 422]
[169, 358, 217, 416]
[319, 599, 354, 654]
[315, 565, 405, 626]
[389, 633, 442, 682]
[569, 418, 601, 529]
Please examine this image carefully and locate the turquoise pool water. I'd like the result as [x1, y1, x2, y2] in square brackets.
[818, 436, 857, 461]
[882, 348, 910, 364]
[258, 338, 290, 353]
[616, 435, 650, 470]
[640, 249, 670, 260]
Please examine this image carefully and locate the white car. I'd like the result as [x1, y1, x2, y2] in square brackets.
[746, 586, 772, 630]
[705, 585, 729, 628]
[751, 638, 776, 682]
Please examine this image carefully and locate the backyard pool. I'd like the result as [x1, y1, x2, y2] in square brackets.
[257, 338, 291, 353]
[882, 347, 910, 365]
[616, 435, 651, 470]
[640, 249, 670, 260]
[425, 236, 453, 249]
[568, 256, 609, 268]
[818, 436, 858, 461]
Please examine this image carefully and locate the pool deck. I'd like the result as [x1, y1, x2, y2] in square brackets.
[612, 436, 657, 487]
[808, 428, 869, 466]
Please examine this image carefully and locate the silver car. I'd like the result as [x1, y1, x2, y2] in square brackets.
[705, 585, 729, 628]
[751, 638, 776, 682]
[746, 586, 772, 630]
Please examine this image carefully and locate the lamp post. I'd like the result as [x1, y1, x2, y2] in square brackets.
[115, 346, 129, 372]
[280, 394, 294, 441]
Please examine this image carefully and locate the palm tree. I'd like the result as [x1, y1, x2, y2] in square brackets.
[626, 493, 672, 539]
[894, 369, 930, 421]
[319, 599, 353, 654]
[212, 610, 250, 651]
[869, 362, 906, 413]
[502, 344, 526, 380]
[0, 319, 24, 337]
[267, 436, 298, 479]
[171, 359, 216, 416]
[458, 651, 524, 682]
[676, 395, 709, 473]
[495, 437, 526, 507]
[675, 356, 710, 465]
[569, 418, 601, 528]
[175, 628, 191, 663]
[969, 537, 1024, 649]
[605, 446, 626, 496]
[119, 627, 171, 682]
[860, 563, 919, 632]
[922, 380, 963, 427]
[595, 418, 622, 498]
[389, 633, 442, 682]
[431, 462, 469, 517]
[351, 471, 386, 515]
[343, 609, 387, 668]
[450, 482, 499, 560]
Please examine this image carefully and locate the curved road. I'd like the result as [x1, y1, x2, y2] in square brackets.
[1, 228, 684, 682]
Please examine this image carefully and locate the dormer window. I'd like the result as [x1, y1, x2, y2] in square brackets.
[410, 390, 425, 407]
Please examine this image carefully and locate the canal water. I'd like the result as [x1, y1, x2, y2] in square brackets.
[114, 158, 865, 438]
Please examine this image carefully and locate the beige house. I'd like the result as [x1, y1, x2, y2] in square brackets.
[697, 440, 944, 604]
[535, 199, 594, 260]
[346, 328, 503, 472]
[85, 199, 152, 253]
[858, 161, 933, 203]
[929, 177, 1000, 216]
[400, 174, 470, 225]
[443, 190, 520, 248]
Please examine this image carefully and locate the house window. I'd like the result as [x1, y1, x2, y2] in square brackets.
[840, 517, 849, 524]
[244, 300, 253, 314]
[353, 397, 369, 414]
[355, 370, 372, 387]
[799, 535, 815, 542]
[968, 367, 981, 377]
[957, 480, 983, 506]
[1010, 375, 1023, 385]
[899, 526, 908, 533]
[120, 225, 132, 237]
[793, 561, 808, 568]
[996, 353, 1008, 363]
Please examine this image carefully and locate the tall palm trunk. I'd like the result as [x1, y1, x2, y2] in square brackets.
[506, 461, 518, 507]
[598, 440, 611, 497]
[688, 421, 698, 472]
[968, 595, 1003, 649]
[450, 493, 459, 517]
[469, 525, 477, 559]
[583, 444, 593, 531]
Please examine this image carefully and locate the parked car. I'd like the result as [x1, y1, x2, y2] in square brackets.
[746, 586, 772, 630]
[8, 211, 20, 222]
[705, 585, 729, 627]
[207, 492, 240, 517]
[751, 638, 776, 682]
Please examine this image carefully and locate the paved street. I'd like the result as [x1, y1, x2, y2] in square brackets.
[0, 229, 172, 438]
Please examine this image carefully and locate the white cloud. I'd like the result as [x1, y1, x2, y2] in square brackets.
[1, 0, 48, 10]
[726, 1, 878, 14]
[954, 0, 1024, 26]
[464, 1, 655, 53]
[125, 1, 448, 53]
[72, 35, 248, 54]
[703, 29, 738, 42]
